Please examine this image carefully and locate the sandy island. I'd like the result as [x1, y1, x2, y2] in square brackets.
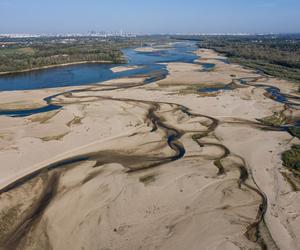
[0, 47, 299, 250]
[110, 65, 143, 73]
[134, 44, 173, 52]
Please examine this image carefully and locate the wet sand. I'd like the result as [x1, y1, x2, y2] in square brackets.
[0, 47, 299, 250]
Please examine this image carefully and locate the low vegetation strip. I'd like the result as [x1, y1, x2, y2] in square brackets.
[174, 34, 300, 82]
[282, 145, 300, 171]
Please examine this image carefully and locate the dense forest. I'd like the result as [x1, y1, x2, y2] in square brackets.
[174, 34, 300, 82]
[0, 37, 141, 73]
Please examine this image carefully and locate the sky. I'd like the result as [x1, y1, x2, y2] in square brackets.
[1, 0, 300, 34]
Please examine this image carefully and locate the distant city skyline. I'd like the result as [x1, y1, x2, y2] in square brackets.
[1, 0, 300, 34]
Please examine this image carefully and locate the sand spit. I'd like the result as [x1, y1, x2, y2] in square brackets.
[0, 47, 299, 250]
[110, 65, 142, 73]
[134, 42, 176, 53]
[134, 47, 168, 52]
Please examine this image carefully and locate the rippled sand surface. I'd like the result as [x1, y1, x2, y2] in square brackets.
[0, 46, 299, 250]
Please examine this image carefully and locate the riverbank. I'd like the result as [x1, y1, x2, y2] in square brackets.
[0, 45, 299, 249]
[0, 60, 117, 76]
[196, 35, 300, 83]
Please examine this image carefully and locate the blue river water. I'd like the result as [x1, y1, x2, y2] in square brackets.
[1, 41, 298, 124]
[0, 41, 198, 117]
[0, 42, 198, 91]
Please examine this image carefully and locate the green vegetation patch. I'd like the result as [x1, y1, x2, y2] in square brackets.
[229, 58, 300, 82]
[40, 132, 69, 142]
[257, 112, 288, 126]
[282, 145, 300, 171]
[174, 34, 300, 82]
[177, 83, 224, 95]
[0, 38, 132, 73]
[288, 126, 300, 139]
[0, 47, 35, 56]
[139, 174, 156, 185]
[0, 36, 177, 74]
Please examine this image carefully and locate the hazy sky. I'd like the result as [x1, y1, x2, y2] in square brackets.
[1, 0, 300, 34]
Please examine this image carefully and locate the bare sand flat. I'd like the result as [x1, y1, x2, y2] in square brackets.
[134, 47, 167, 52]
[0, 47, 299, 250]
[110, 65, 142, 73]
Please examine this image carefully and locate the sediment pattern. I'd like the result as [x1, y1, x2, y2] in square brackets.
[0, 45, 299, 249]
[0, 82, 275, 250]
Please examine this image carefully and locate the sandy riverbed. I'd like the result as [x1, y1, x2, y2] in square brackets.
[0, 47, 299, 250]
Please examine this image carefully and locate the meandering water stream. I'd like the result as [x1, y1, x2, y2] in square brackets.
[0, 41, 198, 117]
[0, 41, 298, 121]
[0, 41, 296, 249]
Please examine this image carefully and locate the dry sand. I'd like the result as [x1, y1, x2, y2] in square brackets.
[110, 65, 142, 73]
[134, 47, 165, 52]
[0, 47, 299, 250]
